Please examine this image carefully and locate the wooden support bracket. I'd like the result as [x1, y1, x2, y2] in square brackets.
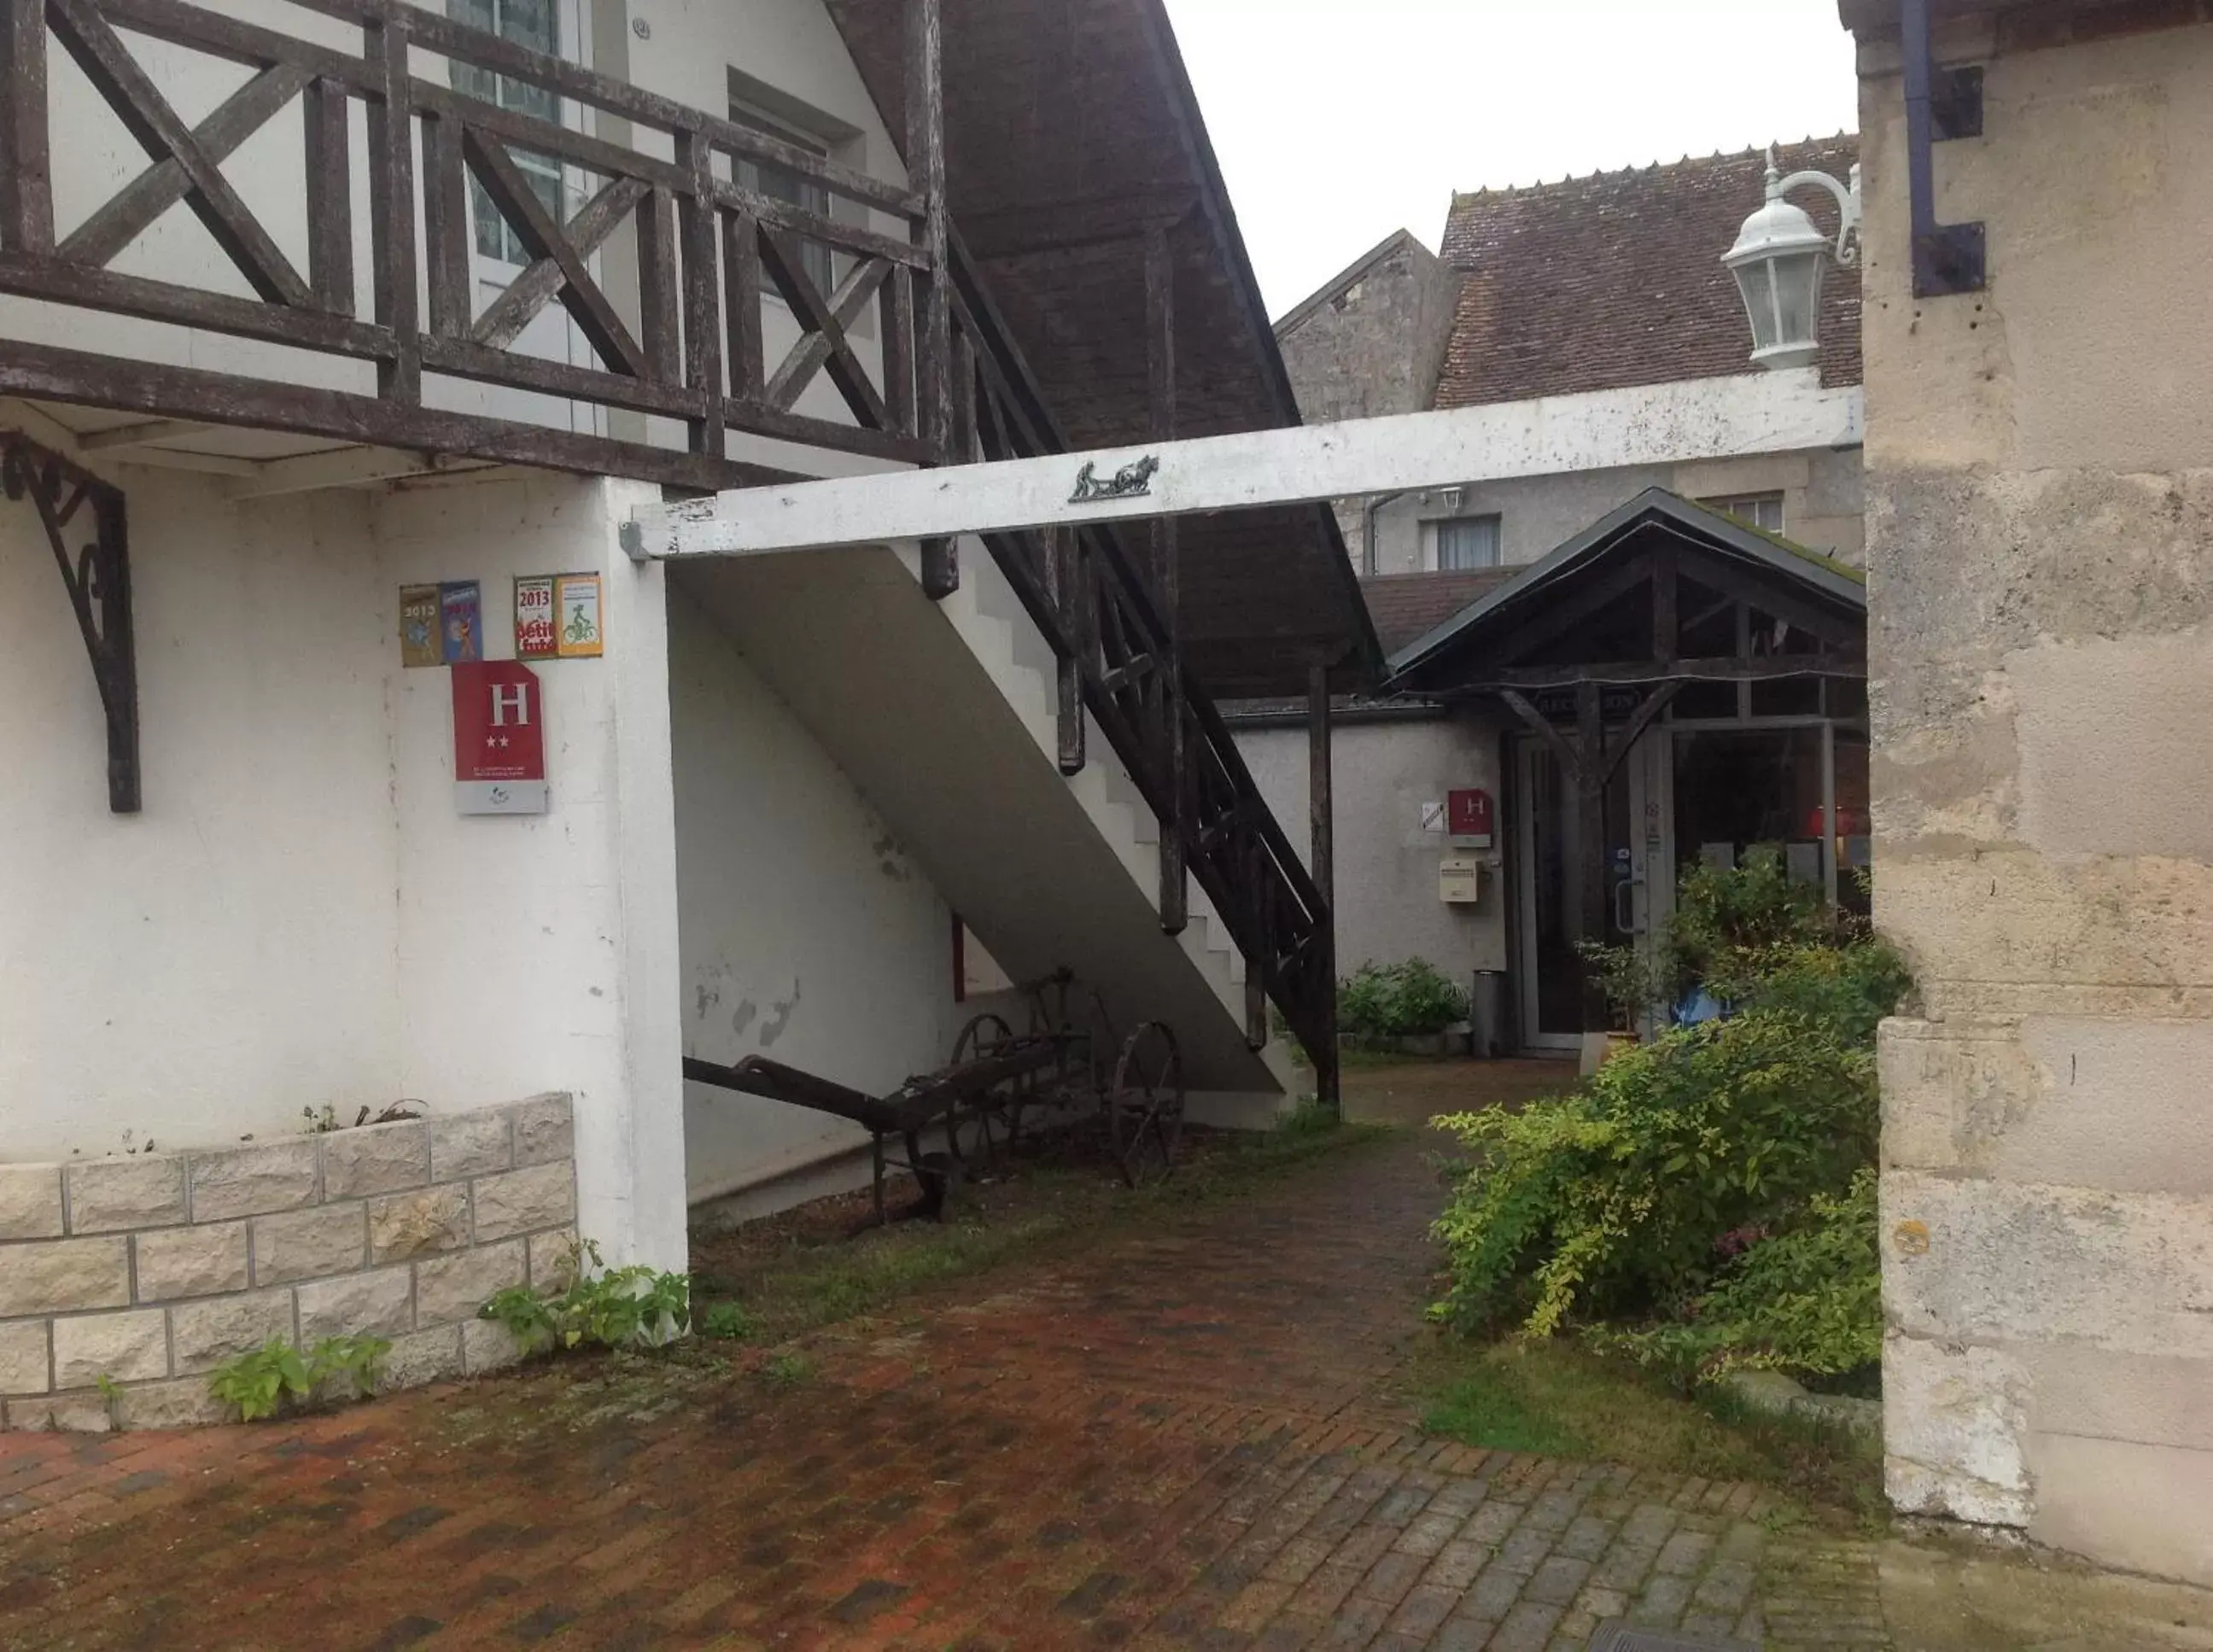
[3, 430, 137, 811]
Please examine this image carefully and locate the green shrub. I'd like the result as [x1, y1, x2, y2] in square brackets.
[480, 1238, 691, 1357]
[1339, 958, 1469, 1040]
[698, 1299, 753, 1340]
[1430, 1007, 1877, 1335]
[1429, 852, 1907, 1354]
[1602, 1170, 1882, 1386]
[207, 1334, 390, 1422]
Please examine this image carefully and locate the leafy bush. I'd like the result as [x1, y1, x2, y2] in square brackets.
[1430, 1007, 1878, 1335]
[480, 1238, 691, 1357]
[1429, 853, 1907, 1361]
[1601, 1170, 1882, 1385]
[1339, 959, 1469, 1040]
[208, 1334, 390, 1422]
[1580, 845, 1905, 1030]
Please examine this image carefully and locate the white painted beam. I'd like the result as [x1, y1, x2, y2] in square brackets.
[628, 370, 1862, 560]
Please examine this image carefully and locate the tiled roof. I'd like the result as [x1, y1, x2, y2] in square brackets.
[1360, 569, 1519, 655]
[1433, 137, 1862, 410]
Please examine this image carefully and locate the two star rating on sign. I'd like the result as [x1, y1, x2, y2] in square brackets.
[483, 734, 511, 750]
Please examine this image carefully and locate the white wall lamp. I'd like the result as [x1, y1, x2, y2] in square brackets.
[1722, 147, 1863, 372]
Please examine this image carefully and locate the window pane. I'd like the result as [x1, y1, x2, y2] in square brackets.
[1437, 515, 1500, 570]
[1773, 249, 1825, 353]
[1736, 260, 1778, 350]
[451, 0, 562, 266]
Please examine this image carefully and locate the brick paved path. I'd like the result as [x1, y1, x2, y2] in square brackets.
[0, 1126, 1888, 1650]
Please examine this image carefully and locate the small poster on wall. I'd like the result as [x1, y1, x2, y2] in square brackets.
[514, 575, 558, 660]
[399, 585, 441, 668]
[555, 572, 604, 657]
[440, 581, 483, 663]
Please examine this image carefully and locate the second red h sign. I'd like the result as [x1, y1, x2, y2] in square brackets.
[453, 660, 548, 815]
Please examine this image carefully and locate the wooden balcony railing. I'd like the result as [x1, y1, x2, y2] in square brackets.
[945, 243, 1337, 1068]
[0, 0, 952, 491]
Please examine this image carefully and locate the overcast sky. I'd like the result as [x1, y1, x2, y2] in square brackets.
[1162, 0, 1861, 319]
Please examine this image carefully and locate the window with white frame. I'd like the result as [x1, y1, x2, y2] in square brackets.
[730, 104, 837, 298]
[1702, 493, 1786, 535]
[449, 0, 563, 267]
[1435, 514, 1502, 570]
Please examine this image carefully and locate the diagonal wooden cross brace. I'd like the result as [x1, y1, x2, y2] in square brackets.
[467, 172, 651, 353]
[462, 126, 648, 378]
[759, 228, 890, 429]
[46, 0, 312, 307]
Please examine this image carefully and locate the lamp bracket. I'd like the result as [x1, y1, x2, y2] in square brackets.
[1771, 161, 1864, 268]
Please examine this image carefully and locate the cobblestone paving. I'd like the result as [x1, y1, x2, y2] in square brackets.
[0, 1092, 1892, 1650]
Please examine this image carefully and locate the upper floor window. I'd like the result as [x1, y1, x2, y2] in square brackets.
[449, 0, 563, 267]
[730, 104, 836, 298]
[1435, 515, 1502, 571]
[1702, 493, 1786, 536]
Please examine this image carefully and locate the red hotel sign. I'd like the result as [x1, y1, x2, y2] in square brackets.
[453, 660, 548, 814]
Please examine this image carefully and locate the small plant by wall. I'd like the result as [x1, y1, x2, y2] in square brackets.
[207, 1334, 392, 1422]
[477, 1239, 691, 1357]
[1338, 958, 1470, 1044]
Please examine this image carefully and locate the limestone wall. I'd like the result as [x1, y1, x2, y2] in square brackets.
[0, 1095, 576, 1432]
[1855, 9, 2213, 1586]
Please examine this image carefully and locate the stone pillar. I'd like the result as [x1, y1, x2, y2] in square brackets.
[1849, 2, 2213, 1586]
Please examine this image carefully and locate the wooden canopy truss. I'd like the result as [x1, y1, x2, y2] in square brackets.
[1390, 497, 1868, 1032]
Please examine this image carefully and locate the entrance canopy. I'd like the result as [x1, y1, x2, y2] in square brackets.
[1386, 488, 1866, 698]
[1381, 489, 1868, 1037]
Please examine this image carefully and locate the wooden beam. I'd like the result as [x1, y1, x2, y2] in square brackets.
[1652, 540, 1679, 666]
[1308, 663, 1339, 1118]
[1593, 682, 1680, 789]
[1468, 655, 1865, 691]
[630, 394, 1871, 570]
[0, 0, 55, 254]
[1048, 523, 1084, 774]
[1148, 225, 1185, 937]
[0, 337, 798, 494]
[365, 9, 417, 403]
[905, 0, 955, 600]
[1574, 680, 1608, 1034]
[1498, 687, 1580, 784]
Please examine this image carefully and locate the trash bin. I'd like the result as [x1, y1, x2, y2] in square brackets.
[1469, 970, 1507, 1059]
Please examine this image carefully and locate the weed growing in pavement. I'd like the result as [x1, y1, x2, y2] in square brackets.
[762, 1351, 813, 1389]
[208, 1334, 391, 1422]
[697, 1299, 753, 1340]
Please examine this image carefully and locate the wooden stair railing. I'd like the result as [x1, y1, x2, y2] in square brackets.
[943, 242, 1334, 1067]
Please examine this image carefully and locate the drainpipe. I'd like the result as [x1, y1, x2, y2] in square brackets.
[1362, 489, 1410, 576]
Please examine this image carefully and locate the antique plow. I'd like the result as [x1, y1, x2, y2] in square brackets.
[681, 972, 1184, 1225]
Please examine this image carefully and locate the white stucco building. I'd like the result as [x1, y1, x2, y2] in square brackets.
[0, 0, 1365, 1427]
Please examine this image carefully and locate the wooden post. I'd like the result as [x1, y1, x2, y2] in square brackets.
[0, 0, 53, 254]
[365, 7, 418, 403]
[1147, 225, 1187, 935]
[1309, 663, 1340, 1118]
[676, 131, 725, 462]
[1574, 679, 1609, 1032]
[1652, 541, 1679, 666]
[1050, 524, 1085, 774]
[302, 79, 353, 315]
[906, 0, 957, 598]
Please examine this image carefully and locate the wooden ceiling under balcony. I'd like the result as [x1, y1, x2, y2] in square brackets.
[823, 0, 1379, 698]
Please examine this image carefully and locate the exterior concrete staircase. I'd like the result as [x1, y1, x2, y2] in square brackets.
[672, 539, 1299, 1111]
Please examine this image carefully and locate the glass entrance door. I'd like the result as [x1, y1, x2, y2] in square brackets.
[1515, 733, 1664, 1048]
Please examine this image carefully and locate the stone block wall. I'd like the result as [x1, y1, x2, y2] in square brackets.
[1850, 6, 2213, 1588]
[0, 1095, 576, 1431]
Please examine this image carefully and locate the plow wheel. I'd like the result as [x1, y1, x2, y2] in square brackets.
[946, 1012, 1019, 1170]
[1107, 1021, 1184, 1188]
